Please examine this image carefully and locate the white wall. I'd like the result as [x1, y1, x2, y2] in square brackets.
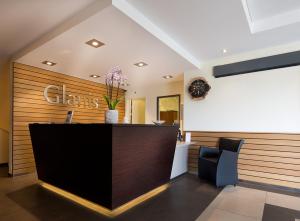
[184, 43, 300, 133]
[125, 81, 183, 124]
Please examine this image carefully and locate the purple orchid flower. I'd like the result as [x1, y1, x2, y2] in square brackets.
[104, 67, 127, 110]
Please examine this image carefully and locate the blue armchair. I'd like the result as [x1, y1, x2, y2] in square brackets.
[198, 138, 244, 187]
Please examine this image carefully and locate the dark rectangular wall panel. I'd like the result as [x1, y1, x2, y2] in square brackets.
[213, 50, 300, 78]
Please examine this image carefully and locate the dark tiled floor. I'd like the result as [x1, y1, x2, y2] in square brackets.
[262, 204, 300, 221]
[0, 173, 221, 221]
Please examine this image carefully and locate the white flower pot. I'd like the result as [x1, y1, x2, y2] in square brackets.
[105, 110, 118, 124]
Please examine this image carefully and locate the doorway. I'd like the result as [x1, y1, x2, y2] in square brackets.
[131, 98, 146, 124]
[157, 95, 180, 125]
[0, 128, 9, 177]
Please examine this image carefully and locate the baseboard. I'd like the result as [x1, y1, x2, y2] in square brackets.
[188, 171, 197, 175]
[187, 172, 299, 196]
[239, 179, 300, 197]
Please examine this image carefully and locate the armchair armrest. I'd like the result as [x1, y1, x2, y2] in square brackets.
[216, 150, 239, 186]
[199, 146, 219, 158]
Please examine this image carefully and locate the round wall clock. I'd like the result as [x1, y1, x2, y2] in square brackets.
[188, 78, 211, 99]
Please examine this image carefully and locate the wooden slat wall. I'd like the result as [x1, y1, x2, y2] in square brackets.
[12, 63, 125, 175]
[188, 131, 300, 189]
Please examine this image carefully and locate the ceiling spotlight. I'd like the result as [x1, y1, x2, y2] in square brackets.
[42, 60, 56, 66]
[223, 49, 227, 54]
[90, 74, 100, 78]
[163, 75, 173, 79]
[134, 62, 148, 67]
[86, 39, 105, 48]
[92, 41, 99, 46]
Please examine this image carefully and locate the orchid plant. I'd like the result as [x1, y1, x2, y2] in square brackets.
[104, 66, 127, 110]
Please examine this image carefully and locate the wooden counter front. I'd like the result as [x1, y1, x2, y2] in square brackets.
[29, 123, 178, 212]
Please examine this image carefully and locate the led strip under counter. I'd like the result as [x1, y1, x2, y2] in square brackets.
[40, 181, 169, 218]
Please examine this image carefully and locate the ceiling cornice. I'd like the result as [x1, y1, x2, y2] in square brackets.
[112, 0, 201, 69]
[241, 0, 300, 33]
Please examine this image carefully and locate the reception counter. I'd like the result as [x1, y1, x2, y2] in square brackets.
[29, 123, 178, 217]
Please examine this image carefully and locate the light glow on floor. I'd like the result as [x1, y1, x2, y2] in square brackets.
[40, 181, 169, 217]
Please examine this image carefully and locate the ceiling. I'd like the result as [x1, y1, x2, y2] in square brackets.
[126, 0, 300, 61]
[7, 0, 300, 88]
[0, 0, 96, 60]
[243, 0, 300, 33]
[17, 5, 195, 87]
[246, 0, 300, 21]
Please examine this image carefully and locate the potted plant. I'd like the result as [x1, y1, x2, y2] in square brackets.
[104, 66, 126, 123]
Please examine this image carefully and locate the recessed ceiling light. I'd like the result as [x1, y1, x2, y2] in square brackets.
[42, 60, 56, 66]
[163, 75, 173, 79]
[92, 41, 99, 46]
[86, 39, 105, 48]
[90, 74, 100, 78]
[134, 62, 148, 67]
[223, 49, 227, 54]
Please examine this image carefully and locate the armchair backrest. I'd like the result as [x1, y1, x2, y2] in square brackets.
[219, 138, 244, 153]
